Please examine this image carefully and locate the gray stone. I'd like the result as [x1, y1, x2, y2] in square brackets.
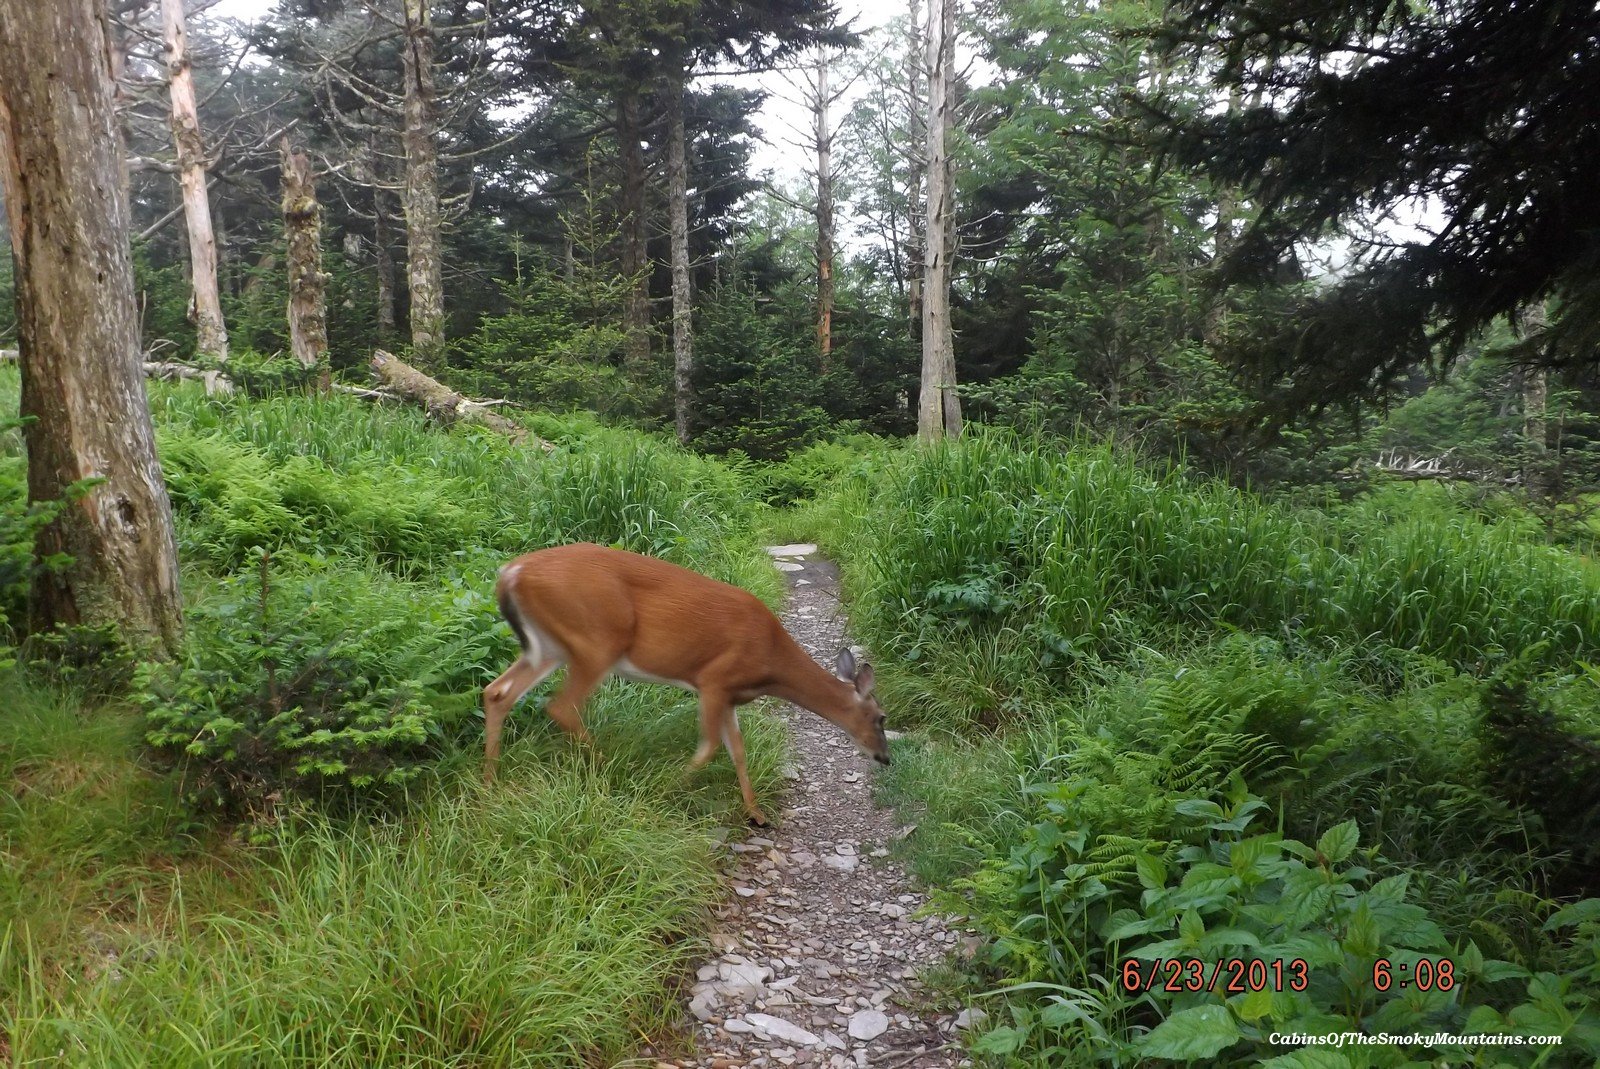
[954, 1007, 988, 1030]
[746, 1013, 822, 1047]
[765, 544, 818, 557]
[847, 1009, 890, 1041]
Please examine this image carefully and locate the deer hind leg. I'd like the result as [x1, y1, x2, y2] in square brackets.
[719, 703, 769, 828]
[483, 655, 559, 783]
[543, 655, 608, 750]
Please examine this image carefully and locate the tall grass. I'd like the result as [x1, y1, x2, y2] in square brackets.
[824, 433, 1600, 726]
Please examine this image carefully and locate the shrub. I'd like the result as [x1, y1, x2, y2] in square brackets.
[140, 558, 508, 810]
[158, 428, 488, 572]
[956, 776, 1600, 1065]
[759, 434, 885, 506]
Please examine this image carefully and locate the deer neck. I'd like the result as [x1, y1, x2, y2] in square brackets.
[764, 638, 857, 727]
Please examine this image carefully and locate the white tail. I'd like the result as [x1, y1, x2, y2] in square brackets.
[482, 542, 890, 825]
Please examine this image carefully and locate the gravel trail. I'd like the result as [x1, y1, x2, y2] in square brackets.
[660, 545, 975, 1069]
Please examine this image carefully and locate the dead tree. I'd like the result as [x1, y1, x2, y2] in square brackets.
[280, 138, 331, 390]
[811, 54, 838, 367]
[299, 2, 511, 370]
[0, 0, 184, 651]
[917, 0, 960, 441]
[160, 0, 228, 360]
[666, 79, 693, 443]
[616, 86, 652, 369]
[399, 0, 445, 368]
[905, 0, 927, 335]
[774, 47, 878, 371]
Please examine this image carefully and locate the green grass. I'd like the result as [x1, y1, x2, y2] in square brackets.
[1, 655, 788, 1067]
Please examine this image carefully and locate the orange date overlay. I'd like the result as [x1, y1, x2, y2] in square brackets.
[1121, 958, 1310, 994]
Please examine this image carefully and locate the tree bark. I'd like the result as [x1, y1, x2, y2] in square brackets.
[917, 0, 960, 442]
[1521, 301, 1553, 497]
[617, 86, 651, 368]
[400, 0, 445, 368]
[814, 53, 835, 370]
[162, 0, 227, 361]
[374, 183, 397, 344]
[280, 138, 330, 390]
[667, 79, 693, 444]
[0, 0, 184, 651]
[905, 0, 926, 339]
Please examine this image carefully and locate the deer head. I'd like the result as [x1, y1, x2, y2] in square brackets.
[834, 647, 890, 765]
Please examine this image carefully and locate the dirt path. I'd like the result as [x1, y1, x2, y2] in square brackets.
[664, 546, 973, 1069]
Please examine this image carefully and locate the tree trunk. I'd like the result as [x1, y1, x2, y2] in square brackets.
[0, 0, 183, 651]
[814, 53, 835, 371]
[917, 0, 960, 442]
[374, 184, 397, 344]
[667, 79, 693, 444]
[280, 138, 330, 390]
[905, 0, 926, 339]
[162, 0, 227, 361]
[617, 87, 651, 368]
[400, 0, 445, 368]
[1521, 301, 1553, 497]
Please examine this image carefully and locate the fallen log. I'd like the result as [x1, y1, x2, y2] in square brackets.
[369, 348, 549, 448]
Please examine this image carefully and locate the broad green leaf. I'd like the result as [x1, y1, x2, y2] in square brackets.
[1315, 820, 1359, 865]
[1136, 1005, 1243, 1061]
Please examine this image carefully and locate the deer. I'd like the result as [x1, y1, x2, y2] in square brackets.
[482, 542, 891, 826]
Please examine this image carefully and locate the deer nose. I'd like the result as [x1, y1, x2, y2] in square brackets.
[875, 752, 891, 766]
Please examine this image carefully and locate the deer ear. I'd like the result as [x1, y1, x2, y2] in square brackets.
[834, 648, 856, 680]
[854, 662, 875, 697]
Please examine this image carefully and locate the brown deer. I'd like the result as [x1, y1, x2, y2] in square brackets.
[482, 543, 890, 825]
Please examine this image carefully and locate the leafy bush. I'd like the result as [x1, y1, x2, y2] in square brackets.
[758, 434, 885, 506]
[140, 557, 508, 810]
[956, 776, 1600, 1065]
[1478, 674, 1600, 896]
[159, 427, 488, 572]
[0, 429, 70, 644]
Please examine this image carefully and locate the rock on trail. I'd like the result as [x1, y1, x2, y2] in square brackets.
[660, 548, 976, 1069]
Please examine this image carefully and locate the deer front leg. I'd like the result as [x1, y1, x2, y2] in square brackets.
[717, 698, 769, 828]
[688, 688, 724, 772]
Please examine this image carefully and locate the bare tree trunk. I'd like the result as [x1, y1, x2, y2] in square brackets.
[667, 79, 693, 444]
[917, 0, 960, 442]
[162, 0, 227, 361]
[1521, 301, 1552, 497]
[905, 0, 926, 339]
[400, 0, 445, 368]
[0, 0, 183, 651]
[374, 184, 397, 344]
[280, 138, 330, 390]
[814, 53, 835, 371]
[617, 87, 651, 368]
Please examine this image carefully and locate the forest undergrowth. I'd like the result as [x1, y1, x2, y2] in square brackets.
[0, 367, 788, 1065]
[790, 432, 1600, 1066]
